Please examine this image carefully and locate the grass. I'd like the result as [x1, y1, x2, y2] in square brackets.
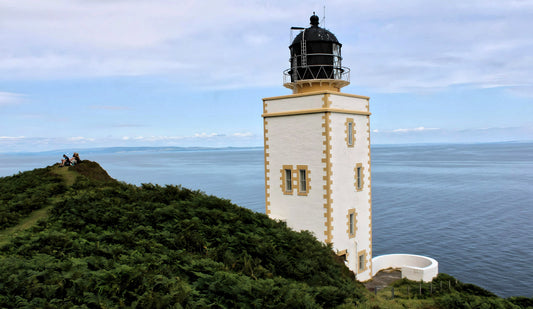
[0, 205, 52, 246]
[50, 164, 78, 186]
[0, 165, 78, 246]
[0, 161, 114, 247]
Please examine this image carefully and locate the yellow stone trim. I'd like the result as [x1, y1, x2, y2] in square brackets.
[263, 90, 370, 102]
[264, 119, 271, 214]
[286, 79, 347, 94]
[281, 165, 294, 195]
[322, 110, 334, 243]
[263, 97, 268, 114]
[296, 165, 311, 196]
[366, 117, 373, 275]
[321, 93, 332, 108]
[345, 117, 356, 147]
[346, 208, 357, 239]
[358, 249, 368, 273]
[262, 108, 371, 118]
[291, 81, 342, 94]
[355, 163, 364, 191]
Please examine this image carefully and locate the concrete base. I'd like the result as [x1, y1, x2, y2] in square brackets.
[372, 254, 438, 282]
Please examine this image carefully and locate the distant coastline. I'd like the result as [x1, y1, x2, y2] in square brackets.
[2, 140, 532, 155]
[2, 146, 264, 155]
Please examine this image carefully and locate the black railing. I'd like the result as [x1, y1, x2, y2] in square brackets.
[283, 65, 350, 84]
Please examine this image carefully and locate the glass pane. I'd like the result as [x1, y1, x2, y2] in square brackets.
[285, 169, 292, 191]
[357, 167, 362, 189]
[348, 122, 353, 145]
[299, 169, 306, 192]
[349, 213, 354, 234]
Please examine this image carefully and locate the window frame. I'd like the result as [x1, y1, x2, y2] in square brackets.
[346, 209, 357, 238]
[345, 118, 356, 147]
[281, 165, 294, 195]
[358, 250, 367, 273]
[355, 163, 364, 191]
[296, 165, 310, 196]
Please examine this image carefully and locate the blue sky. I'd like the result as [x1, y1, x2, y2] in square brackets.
[1, 0, 532, 152]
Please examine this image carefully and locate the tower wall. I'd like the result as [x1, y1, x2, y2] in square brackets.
[327, 94, 373, 280]
[264, 94, 328, 242]
[263, 90, 373, 280]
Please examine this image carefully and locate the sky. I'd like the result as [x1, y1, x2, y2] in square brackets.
[1, 0, 532, 153]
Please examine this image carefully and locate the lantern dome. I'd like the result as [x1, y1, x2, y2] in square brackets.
[284, 14, 350, 92]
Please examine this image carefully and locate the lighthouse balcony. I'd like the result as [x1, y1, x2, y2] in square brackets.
[283, 65, 350, 90]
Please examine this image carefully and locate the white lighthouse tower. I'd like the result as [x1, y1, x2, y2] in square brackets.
[263, 14, 373, 280]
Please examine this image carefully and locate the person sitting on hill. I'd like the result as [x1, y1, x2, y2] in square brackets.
[60, 154, 71, 167]
[71, 152, 81, 165]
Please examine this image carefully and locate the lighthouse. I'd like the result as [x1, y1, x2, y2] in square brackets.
[263, 14, 373, 280]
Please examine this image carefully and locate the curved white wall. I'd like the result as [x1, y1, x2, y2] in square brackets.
[372, 254, 438, 282]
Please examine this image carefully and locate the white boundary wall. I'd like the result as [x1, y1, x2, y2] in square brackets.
[372, 254, 438, 282]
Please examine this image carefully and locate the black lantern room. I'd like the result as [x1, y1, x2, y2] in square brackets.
[284, 14, 349, 88]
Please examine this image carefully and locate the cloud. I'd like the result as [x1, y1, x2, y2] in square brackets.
[0, 1, 531, 93]
[339, 1, 533, 93]
[67, 137, 96, 142]
[0, 0, 289, 87]
[0, 92, 24, 106]
[371, 127, 440, 134]
[194, 133, 225, 138]
[371, 125, 533, 144]
[132, 136, 185, 142]
[0, 136, 25, 140]
[392, 127, 440, 133]
[233, 132, 254, 137]
[122, 133, 227, 142]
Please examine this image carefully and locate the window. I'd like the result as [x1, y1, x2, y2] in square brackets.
[282, 165, 310, 196]
[347, 209, 356, 238]
[356, 167, 362, 189]
[358, 250, 367, 273]
[359, 254, 365, 271]
[349, 213, 354, 235]
[299, 169, 307, 192]
[355, 163, 364, 191]
[296, 165, 310, 196]
[285, 169, 292, 191]
[281, 165, 294, 195]
[345, 118, 355, 147]
[348, 122, 354, 145]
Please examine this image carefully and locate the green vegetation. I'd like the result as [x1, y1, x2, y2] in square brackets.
[0, 166, 66, 230]
[364, 274, 533, 309]
[0, 161, 532, 308]
[0, 161, 364, 308]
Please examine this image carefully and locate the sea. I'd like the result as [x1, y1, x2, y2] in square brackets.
[1, 142, 532, 298]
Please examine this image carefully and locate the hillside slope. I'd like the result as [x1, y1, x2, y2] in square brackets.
[0, 161, 365, 308]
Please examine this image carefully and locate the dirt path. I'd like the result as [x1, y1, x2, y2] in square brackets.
[0, 205, 53, 246]
[0, 165, 75, 246]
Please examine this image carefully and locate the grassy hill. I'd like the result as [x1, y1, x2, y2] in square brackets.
[0, 161, 531, 308]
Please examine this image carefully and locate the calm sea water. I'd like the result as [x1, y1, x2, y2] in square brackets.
[1, 143, 532, 297]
